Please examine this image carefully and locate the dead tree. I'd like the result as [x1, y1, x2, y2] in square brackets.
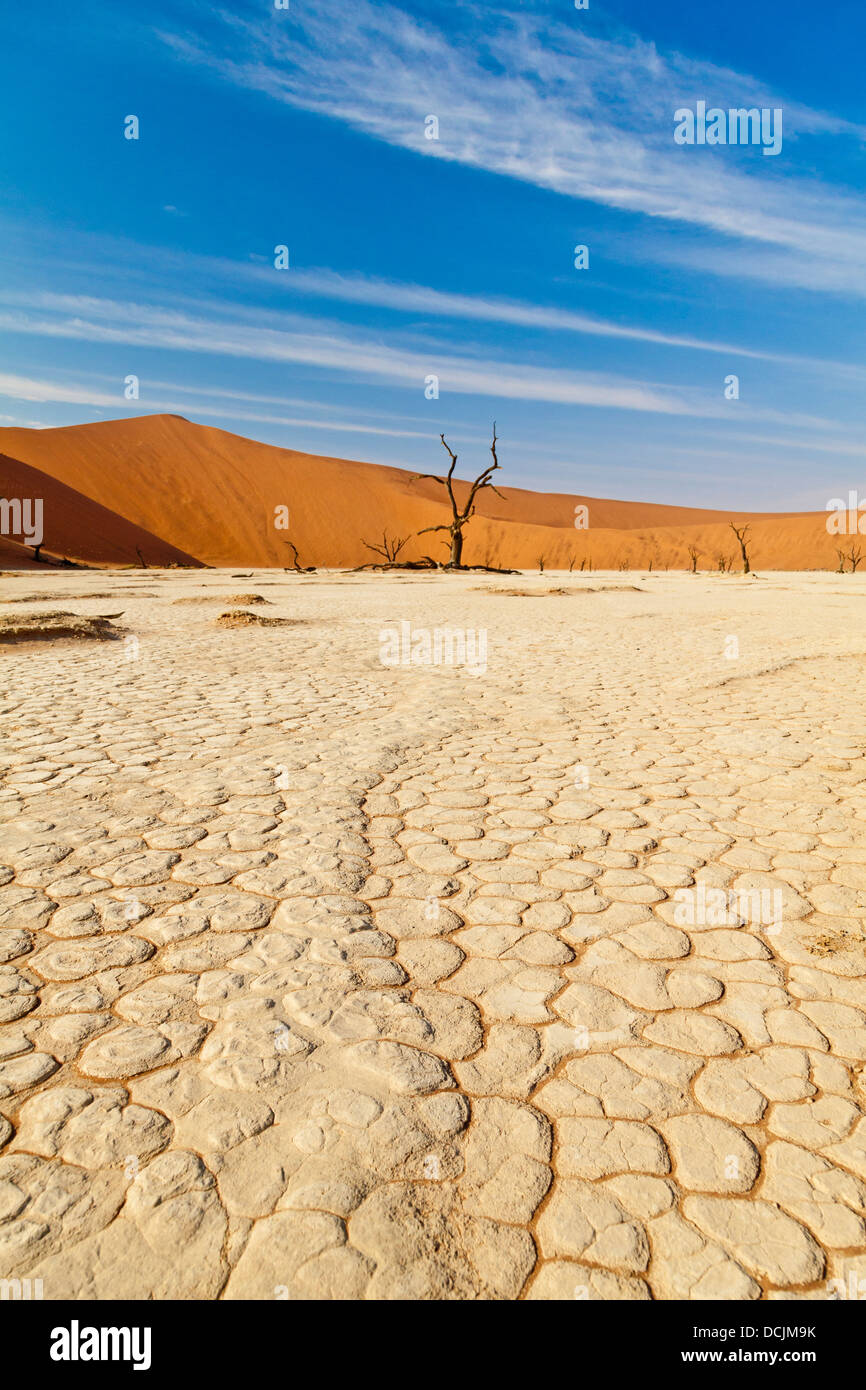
[413, 424, 504, 568]
[135, 547, 148, 569]
[284, 541, 315, 573]
[362, 531, 408, 564]
[716, 553, 731, 572]
[537, 555, 546, 574]
[729, 522, 752, 574]
[846, 543, 863, 573]
[836, 549, 847, 574]
[687, 545, 701, 574]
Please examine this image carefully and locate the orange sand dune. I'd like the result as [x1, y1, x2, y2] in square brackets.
[0, 450, 203, 568]
[0, 414, 845, 570]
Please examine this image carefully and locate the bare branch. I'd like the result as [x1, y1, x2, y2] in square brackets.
[410, 421, 507, 567]
[729, 522, 753, 574]
[440, 434, 459, 513]
[283, 540, 315, 572]
[362, 531, 408, 563]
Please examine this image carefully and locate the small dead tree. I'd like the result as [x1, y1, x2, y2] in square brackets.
[836, 548, 847, 574]
[687, 545, 701, 574]
[846, 543, 863, 573]
[716, 553, 731, 572]
[135, 546, 148, 569]
[537, 554, 546, 574]
[362, 531, 408, 564]
[284, 541, 315, 573]
[414, 423, 504, 568]
[729, 523, 752, 574]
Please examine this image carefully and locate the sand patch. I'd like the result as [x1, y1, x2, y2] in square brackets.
[214, 609, 294, 629]
[479, 584, 645, 596]
[1, 592, 124, 603]
[807, 927, 865, 960]
[0, 610, 124, 642]
[174, 593, 269, 606]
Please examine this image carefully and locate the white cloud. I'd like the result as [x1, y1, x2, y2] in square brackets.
[276, 269, 810, 366]
[0, 372, 123, 407]
[157, 1, 866, 296]
[0, 292, 846, 432]
[0, 294, 760, 419]
[5, 216, 862, 377]
[0, 369, 433, 439]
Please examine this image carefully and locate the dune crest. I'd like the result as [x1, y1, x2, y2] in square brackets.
[0, 414, 842, 569]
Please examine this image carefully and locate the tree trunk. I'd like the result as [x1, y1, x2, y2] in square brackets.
[450, 528, 463, 567]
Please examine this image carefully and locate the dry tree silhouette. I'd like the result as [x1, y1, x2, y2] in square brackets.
[413, 423, 505, 569]
[362, 531, 409, 564]
[729, 522, 753, 574]
[284, 541, 315, 573]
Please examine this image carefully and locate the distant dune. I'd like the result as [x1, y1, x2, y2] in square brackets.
[0, 414, 843, 570]
[0, 448, 203, 568]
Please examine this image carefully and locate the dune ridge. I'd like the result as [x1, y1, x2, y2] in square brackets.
[0, 414, 845, 570]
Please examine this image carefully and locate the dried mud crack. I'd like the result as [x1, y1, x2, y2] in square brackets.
[0, 569, 864, 1301]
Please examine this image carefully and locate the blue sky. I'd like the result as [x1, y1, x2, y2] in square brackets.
[2, 0, 865, 507]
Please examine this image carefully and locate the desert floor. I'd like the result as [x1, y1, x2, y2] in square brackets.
[1, 567, 865, 1301]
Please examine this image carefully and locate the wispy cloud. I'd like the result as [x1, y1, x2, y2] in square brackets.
[270, 268, 822, 368]
[0, 291, 825, 422]
[0, 369, 433, 439]
[6, 215, 863, 379]
[0, 411, 47, 428]
[158, 1, 866, 296]
[0, 372, 123, 408]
